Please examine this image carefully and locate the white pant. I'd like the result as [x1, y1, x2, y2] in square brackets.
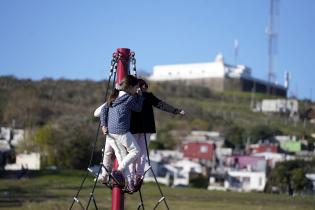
[128, 133, 151, 177]
[102, 132, 140, 178]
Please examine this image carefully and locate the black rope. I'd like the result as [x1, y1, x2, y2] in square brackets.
[69, 56, 117, 210]
[137, 189, 145, 210]
[144, 134, 170, 210]
[86, 153, 103, 209]
[144, 134, 151, 166]
[69, 124, 101, 210]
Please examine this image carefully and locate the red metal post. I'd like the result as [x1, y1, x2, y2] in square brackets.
[112, 48, 130, 210]
[116, 48, 130, 85]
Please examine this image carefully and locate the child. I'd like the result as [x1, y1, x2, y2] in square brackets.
[129, 79, 185, 189]
[99, 75, 144, 192]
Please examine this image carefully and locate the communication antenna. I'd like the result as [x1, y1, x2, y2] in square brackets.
[234, 39, 239, 66]
[284, 71, 291, 90]
[266, 0, 280, 93]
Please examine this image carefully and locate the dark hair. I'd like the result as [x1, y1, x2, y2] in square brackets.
[107, 75, 139, 106]
[138, 79, 148, 89]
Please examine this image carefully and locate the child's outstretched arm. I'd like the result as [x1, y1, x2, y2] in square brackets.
[149, 93, 184, 115]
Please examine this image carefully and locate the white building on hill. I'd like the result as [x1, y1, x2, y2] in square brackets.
[150, 54, 250, 81]
[149, 54, 287, 96]
[254, 99, 298, 114]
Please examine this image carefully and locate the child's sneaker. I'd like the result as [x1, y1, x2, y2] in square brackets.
[127, 180, 135, 193]
[95, 174, 109, 184]
[111, 171, 125, 187]
[133, 175, 143, 192]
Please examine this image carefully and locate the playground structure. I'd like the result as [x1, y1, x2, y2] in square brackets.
[69, 48, 170, 210]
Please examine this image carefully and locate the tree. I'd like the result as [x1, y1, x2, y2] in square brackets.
[3, 88, 53, 128]
[266, 160, 315, 194]
[156, 131, 177, 150]
[190, 119, 211, 130]
[223, 125, 246, 149]
[247, 124, 282, 143]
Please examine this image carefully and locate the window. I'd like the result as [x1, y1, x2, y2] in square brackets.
[243, 177, 250, 182]
[200, 145, 208, 153]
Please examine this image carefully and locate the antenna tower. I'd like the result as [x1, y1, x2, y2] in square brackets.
[266, 0, 280, 93]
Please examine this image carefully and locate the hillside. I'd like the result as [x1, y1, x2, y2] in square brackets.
[0, 76, 314, 168]
[149, 81, 315, 145]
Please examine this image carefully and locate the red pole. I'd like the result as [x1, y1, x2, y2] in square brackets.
[112, 48, 130, 210]
[116, 48, 130, 84]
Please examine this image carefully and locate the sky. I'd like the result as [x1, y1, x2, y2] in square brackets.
[0, 0, 314, 100]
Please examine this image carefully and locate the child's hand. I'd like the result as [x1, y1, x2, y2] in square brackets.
[102, 126, 108, 135]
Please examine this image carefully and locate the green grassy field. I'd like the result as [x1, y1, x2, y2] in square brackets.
[0, 170, 314, 210]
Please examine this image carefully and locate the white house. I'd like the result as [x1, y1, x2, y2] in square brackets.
[252, 152, 290, 168]
[149, 150, 183, 162]
[254, 99, 298, 114]
[172, 159, 203, 186]
[226, 170, 266, 192]
[5, 152, 40, 170]
[144, 150, 203, 187]
[306, 174, 315, 191]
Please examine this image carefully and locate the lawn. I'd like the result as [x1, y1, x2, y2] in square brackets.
[0, 170, 314, 210]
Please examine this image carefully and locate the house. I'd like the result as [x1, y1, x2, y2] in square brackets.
[181, 131, 225, 164]
[254, 99, 298, 114]
[208, 155, 267, 192]
[216, 147, 233, 157]
[225, 170, 266, 192]
[252, 152, 294, 168]
[306, 174, 315, 191]
[0, 127, 24, 146]
[149, 150, 183, 163]
[144, 150, 203, 187]
[171, 159, 203, 187]
[224, 155, 266, 172]
[247, 143, 279, 154]
[0, 127, 24, 169]
[144, 151, 173, 186]
[5, 152, 40, 170]
[182, 141, 215, 163]
[280, 141, 301, 153]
